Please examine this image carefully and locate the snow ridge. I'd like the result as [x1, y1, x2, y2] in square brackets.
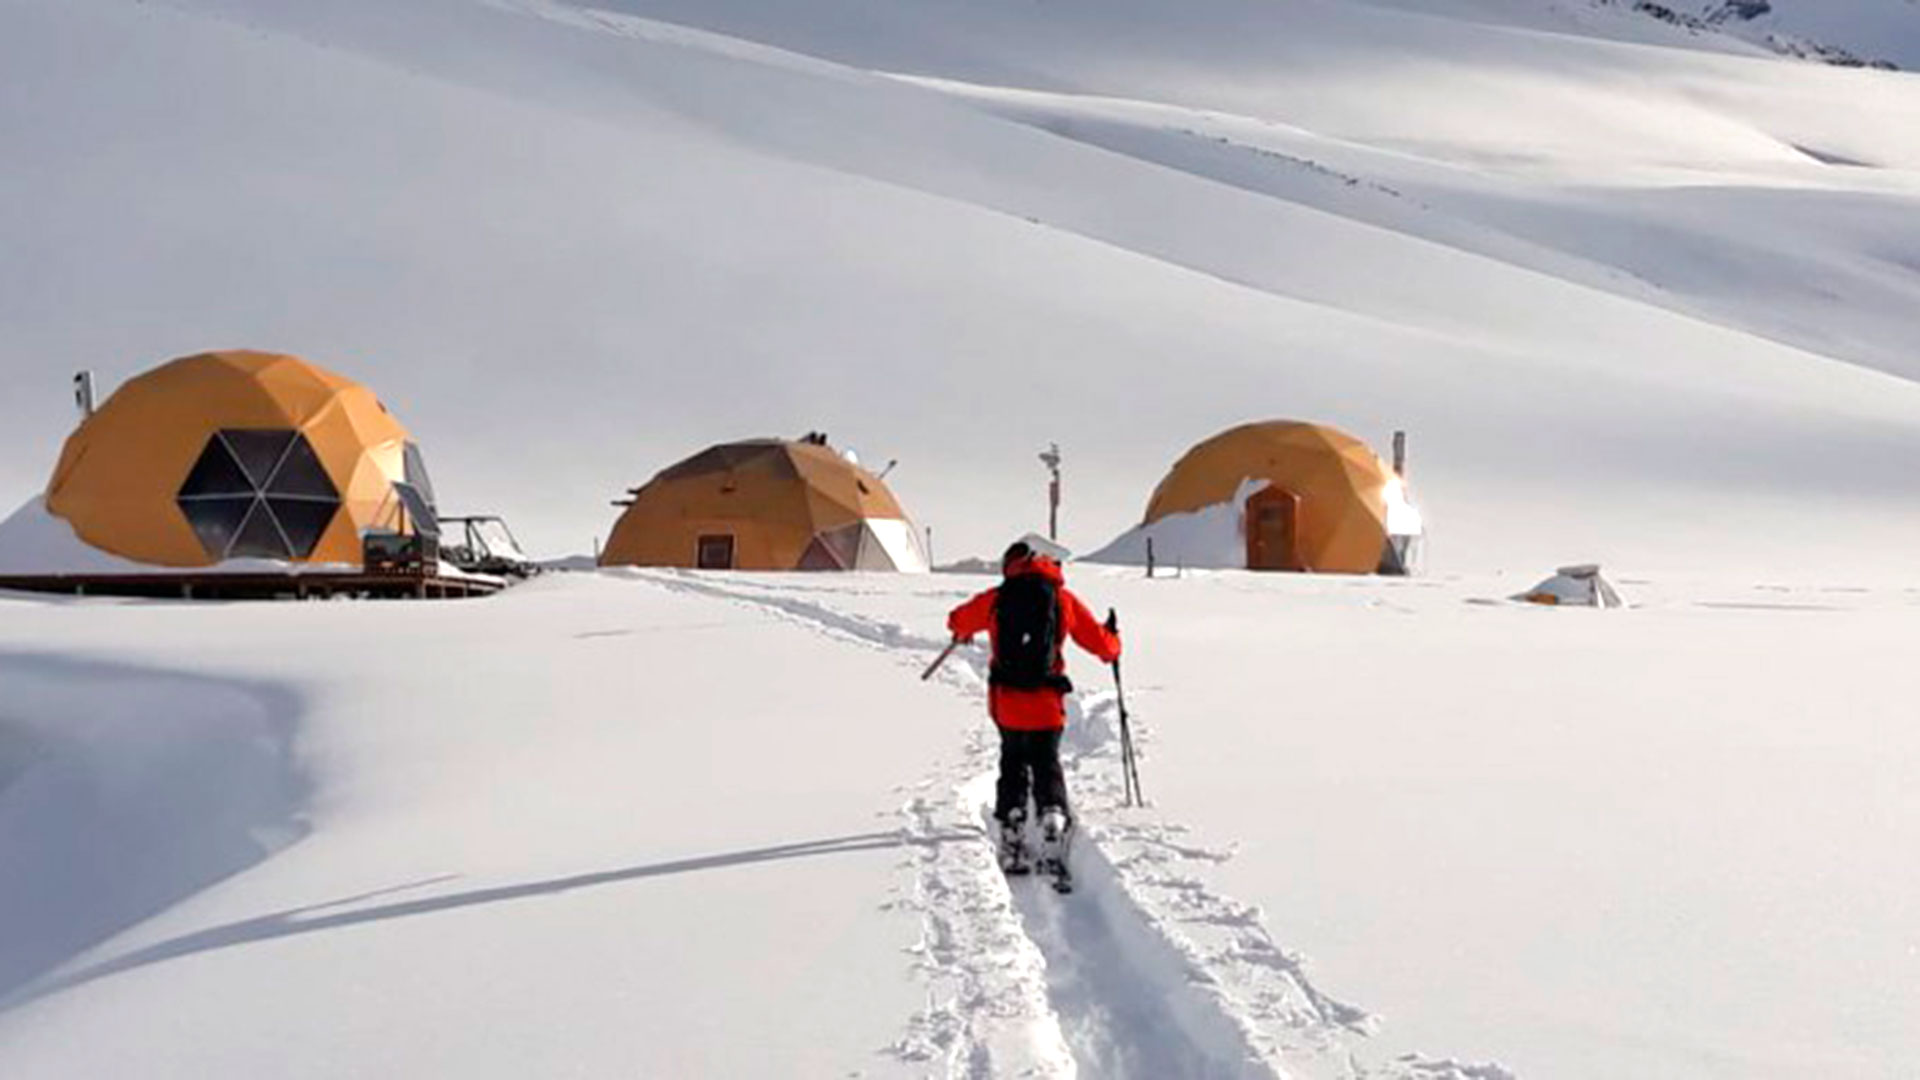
[618, 569, 1453, 1079]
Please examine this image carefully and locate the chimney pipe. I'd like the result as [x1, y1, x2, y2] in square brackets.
[1391, 430, 1407, 477]
[74, 370, 97, 418]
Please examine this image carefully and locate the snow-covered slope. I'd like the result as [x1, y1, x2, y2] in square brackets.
[685, 566, 1920, 1080]
[0, 575, 946, 1077]
[2, 0, 1919, 577]
[5, 3, 1919, 1076]
[5, 568, 1916, 1079]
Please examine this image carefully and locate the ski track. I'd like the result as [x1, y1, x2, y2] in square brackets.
[621, 569, 1501, 1080]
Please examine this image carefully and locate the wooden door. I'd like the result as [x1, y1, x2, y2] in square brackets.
[1245, 488, 1301, 571]
[696, 533, 736, 570]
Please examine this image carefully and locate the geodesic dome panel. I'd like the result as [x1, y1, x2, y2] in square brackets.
[796, 521, 922, 572]
[44, 350, 432, 568]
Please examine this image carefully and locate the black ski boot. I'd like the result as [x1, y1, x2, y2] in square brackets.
[997, 808, 1032, 876]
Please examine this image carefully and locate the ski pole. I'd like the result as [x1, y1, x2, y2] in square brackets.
[921, 637, 961, 681]
[1115, 658, 1141, 806]
[1108, 609, 1142, 807]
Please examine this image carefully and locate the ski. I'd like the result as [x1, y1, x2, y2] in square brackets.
[1000, 846, 1033, 876]
[1039, 809, 1074, 894]
[987, 806, 1074, 892]
[1045, 857, 1073, 894]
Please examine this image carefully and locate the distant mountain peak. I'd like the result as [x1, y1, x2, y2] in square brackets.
[1598, 0, 1904, 69]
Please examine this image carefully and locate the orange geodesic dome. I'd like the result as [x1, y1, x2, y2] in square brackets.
[599, 437, 928, 572]
[45, 350, 438, 568]
[1146, 420, 1415, 574]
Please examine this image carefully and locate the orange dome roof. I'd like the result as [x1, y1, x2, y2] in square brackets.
[1146, 420, 1397, 573]
[600, 438, 925, 571]
[46, 351, 430, 567]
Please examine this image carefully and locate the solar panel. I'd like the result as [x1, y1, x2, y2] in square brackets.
[393, 482, 441, 538]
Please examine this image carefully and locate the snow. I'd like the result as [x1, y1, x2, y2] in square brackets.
[0, 498, 356, 577]
[3, 0, 1920, 1076]
[0, 498, 168, 576]
[1384, 478, 1424, 538]
[10, 569, 1911, 1078]
[598, 567, 1920, 1079]
[1086, 478, 1273, 571]
[0, 574, 941, 1078]
[0, 654, 308, 998]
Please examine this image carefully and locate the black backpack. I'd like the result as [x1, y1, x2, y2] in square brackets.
[990, 572, 1074, 693]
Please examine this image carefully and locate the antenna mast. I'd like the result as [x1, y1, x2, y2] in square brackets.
[1039, 442, 1063, 542]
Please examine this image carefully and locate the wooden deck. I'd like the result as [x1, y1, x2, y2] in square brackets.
[0, 569, 506, 601]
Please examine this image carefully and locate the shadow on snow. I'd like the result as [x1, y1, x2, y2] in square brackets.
[7, 828, 973, 1012]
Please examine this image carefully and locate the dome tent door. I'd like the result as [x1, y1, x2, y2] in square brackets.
[696, 533, 735, 570]
[1245, 487, 1302, 571]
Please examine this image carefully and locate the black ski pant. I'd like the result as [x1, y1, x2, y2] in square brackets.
[995, 727, 1069, 826]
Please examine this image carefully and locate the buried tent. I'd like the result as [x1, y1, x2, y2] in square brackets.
[598, 436, 927, 572]
[32, 350, 437, 569]
[1516, 565, 1625, 608]
[1086, 420, 1422, 574]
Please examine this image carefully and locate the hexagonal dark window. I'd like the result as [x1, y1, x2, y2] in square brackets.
[177, 429, 341, 561]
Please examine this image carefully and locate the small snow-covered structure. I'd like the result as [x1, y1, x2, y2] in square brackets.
[1086, 420, 1422, 574]
[600, 436, 928, 572]
[1516, 565, 1625, 608]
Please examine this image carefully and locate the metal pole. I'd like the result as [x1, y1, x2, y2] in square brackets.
[1108, 608, 1142, 806]
[1115, 657, 1141, 807]
[1040, 443, 1062, 542]
[921, 638, 961, 681]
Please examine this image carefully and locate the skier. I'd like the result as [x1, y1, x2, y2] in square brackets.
[947, 541, 1122, 885]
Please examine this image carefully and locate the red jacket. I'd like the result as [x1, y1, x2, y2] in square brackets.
[947, 555, 1121, 731]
